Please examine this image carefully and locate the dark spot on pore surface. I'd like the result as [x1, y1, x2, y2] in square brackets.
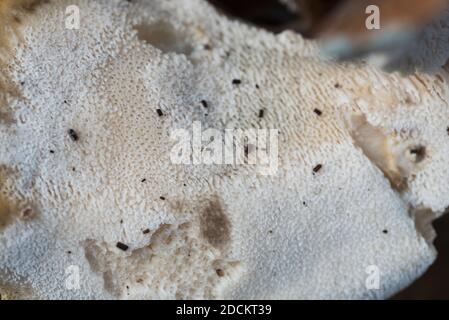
[116, 242, 129, 251]
[232, 79, 241, 85]
[68, 129, 79, 142]
[383, 229, 388, 234]
[200, 197, 230, 250]
[313, 108, 322, 116]
[21, 208, 34, 220]
[313, 164, 322, 174]
[156, 109, 164, 117]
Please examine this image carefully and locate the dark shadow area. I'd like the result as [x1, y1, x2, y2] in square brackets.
[393, 212, 449, 299]
[207, 0, 298, 33]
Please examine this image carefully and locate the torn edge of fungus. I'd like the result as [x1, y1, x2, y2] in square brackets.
[409, 206, 437, 249]
[346, 113, 409, 192]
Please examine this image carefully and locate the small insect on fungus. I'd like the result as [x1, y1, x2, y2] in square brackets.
[156, 109, 164, 117]
[313, 164, 322, 174]
[116, 242, 129, 251]
[68, 129, 79, 142]
[232, 79, 242, 85]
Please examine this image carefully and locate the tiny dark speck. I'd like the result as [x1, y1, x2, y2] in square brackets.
[334, 83, 342, 89]
[49, 150, 55, 154]
[447, 127, 449, 135]
[255, 84, 260, 89]
[313, 108, 323, 116]
[232, 79, 241, 85]
[216, 269, 225, 277]
[383, 229, 388, 234]
[20, 81, 25, 86]
[68, 129, 79, 141]
[116, 242, 129, 251]
[156, 109, 164, 117]
[67, 251, 72, 254]
[313, 164, 322, 174]
[142, 229, 150, 234]
[201, 100, 208, 108]
[141, 178, 146, 183]
[258, 109, 264, 118]
[160, 196, 166, 200]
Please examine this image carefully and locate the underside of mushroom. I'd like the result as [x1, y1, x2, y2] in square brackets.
[1, 0, 449, 300]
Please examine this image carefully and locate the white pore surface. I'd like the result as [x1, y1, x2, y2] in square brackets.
[1, 0, 449, 299]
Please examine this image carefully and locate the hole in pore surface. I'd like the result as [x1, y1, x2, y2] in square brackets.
[133, 22, 193, 57]
[409, 145, 426, 163]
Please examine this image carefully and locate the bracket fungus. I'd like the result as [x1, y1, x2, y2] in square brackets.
[1, 0, 449, 299]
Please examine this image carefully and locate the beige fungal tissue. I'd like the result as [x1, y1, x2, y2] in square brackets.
[1, 0, 449, 299]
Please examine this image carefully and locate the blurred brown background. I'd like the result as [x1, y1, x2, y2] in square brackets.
[209, 0, 449, 300]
